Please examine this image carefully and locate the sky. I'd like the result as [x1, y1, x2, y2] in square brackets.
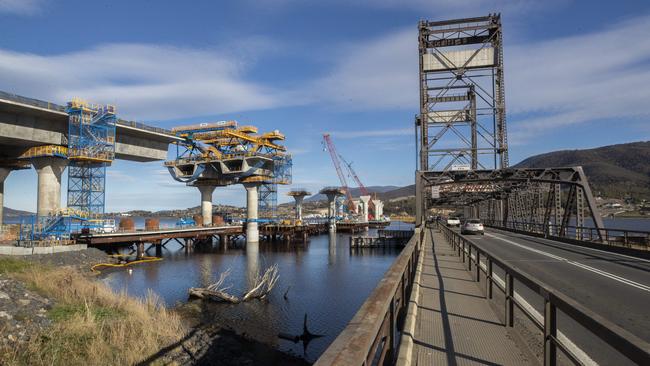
[1, 0, 649, 212]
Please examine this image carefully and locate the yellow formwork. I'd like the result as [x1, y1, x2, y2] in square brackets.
[18, 145, 68, 159]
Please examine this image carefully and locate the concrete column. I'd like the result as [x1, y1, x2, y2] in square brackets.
[32, 157, 67, 217]
[359, 195, 370, 223]
[293, 195, 305, 221]
[197, 185, 216, 226]
[244, 183, 259, 245]
[326, 194, 337, 232]
[372, 199, 382, 220]
[0, 168, 10, 227]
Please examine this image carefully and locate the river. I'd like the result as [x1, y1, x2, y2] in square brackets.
[100, 222, 412, 362]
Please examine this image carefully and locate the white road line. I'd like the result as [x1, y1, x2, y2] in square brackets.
[490, 229, 650, 264]
[485, 233, 650, 293]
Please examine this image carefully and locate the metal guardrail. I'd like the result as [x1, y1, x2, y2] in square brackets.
[438, 223, 650, 366]
[316, 228, 424, 366]
[483, 219, 650, 251]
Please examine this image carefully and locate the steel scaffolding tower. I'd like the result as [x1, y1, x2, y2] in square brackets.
[417, 14, 508, 172]
[66, 99, 116, 214]
[259, 155, 293, 219]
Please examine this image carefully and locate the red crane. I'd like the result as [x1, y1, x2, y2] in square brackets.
[322, 134, 356, 212]
[339, 154, 375, 220]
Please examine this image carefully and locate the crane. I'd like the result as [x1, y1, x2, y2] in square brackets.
[322, 134, 356, 213]
[338, 154, 375, 220]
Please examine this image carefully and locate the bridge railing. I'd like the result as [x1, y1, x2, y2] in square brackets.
[483, 219, 650, 251]
[315, 228, 423, 366]
[438, 223, 650, 366]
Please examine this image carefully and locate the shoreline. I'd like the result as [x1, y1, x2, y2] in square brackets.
[0, 249, 311, 366]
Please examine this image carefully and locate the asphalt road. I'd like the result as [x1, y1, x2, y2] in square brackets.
[457, 227, 650, 363]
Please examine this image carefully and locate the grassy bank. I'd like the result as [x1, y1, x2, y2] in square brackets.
[0, 257, 185, 366]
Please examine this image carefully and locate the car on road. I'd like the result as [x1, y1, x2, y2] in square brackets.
[446, 217, 461, 227]
[461, 219, 484, 235]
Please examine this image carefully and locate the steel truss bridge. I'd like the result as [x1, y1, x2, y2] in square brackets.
[316, 14, 650, 366]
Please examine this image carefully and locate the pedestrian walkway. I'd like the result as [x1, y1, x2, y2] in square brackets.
[400, 227, 532, 365]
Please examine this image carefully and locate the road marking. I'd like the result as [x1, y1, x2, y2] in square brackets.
[492, 229, 650, 264]
[485, 233, 650, 293]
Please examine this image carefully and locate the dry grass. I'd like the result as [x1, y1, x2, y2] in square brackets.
[1, 264, 186, 366]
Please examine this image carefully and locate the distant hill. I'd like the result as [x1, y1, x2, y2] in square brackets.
[3, 206, 33, 218]
[514, 141, 650, 199]
[305, 185, 399, 202]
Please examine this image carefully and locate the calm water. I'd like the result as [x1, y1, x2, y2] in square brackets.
[101, 223, 411, 362]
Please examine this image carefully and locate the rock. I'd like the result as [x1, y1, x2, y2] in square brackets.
[0, 291, 9, 300]
[18, 299, 30, 306]
[0, 311, 12, 320]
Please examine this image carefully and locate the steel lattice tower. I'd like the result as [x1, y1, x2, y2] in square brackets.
[66, 100, 116, 214]
[417, 14, 508, 172]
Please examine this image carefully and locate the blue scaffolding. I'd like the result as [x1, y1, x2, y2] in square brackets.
[258, 155, 292, 220]
[66, 100, 116, 214]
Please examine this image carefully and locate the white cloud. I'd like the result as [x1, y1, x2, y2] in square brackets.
[0, 42, 303, 121]
[311, 29, 417, 110]
[0, 0, 43, 15]
[507, 14, 650, 142]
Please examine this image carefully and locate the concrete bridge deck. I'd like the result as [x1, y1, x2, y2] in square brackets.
[399, 227, 532, 365]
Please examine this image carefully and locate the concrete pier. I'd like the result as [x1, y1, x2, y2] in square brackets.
[320, 187, 345, 233]
[372, 199, 383, 219]
[32, 157, 67, 217]
[0, 168, 10, 227]
[359, 195, 370, 223]
[197, 185, 216, 226]
[288, 189, 311, 222]
[244, 183, 259, 245]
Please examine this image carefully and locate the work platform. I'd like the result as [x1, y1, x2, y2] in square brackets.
[399, 228, 532, 365]
[74, 225, 243, 245]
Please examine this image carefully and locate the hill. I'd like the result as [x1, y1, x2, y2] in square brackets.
[514, 141, 650, 199]
[304, 185, 399, 202]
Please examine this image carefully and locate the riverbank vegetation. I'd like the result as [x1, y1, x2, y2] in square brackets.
[0, 257, 185, 366]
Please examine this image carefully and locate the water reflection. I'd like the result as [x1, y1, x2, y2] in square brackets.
[102, 227, 405, 362]
[328, 232, 336, 265]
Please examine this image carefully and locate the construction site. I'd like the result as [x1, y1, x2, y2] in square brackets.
[0, 93, 391, 253]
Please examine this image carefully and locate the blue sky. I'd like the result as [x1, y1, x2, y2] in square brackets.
[1, 0, 649, 211]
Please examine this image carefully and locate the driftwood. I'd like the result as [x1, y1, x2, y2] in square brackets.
[189, 265, 279, 303]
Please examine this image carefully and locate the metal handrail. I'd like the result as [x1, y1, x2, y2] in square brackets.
[316, 228, 423, 366]
[483, 219, 650, 250]
[438, 223, 650, 366]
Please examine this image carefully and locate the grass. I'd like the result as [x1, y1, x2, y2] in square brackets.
[0, 257, 33, 274]
[0, 261, 186, 366]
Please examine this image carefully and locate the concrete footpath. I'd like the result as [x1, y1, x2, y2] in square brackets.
[398, 227, 532, 366]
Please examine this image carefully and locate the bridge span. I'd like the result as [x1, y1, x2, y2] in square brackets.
[316, 224, 650, 365]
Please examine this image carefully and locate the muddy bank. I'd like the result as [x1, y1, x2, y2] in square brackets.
[0, 250, 311, 365]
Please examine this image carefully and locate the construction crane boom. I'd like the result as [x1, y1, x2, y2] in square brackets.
[338, 154, 369, 197]
[322, 134, 355, 212]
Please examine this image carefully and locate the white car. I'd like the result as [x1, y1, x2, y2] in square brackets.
[461, 219, 484, 235]
[447, 217, 461, 227]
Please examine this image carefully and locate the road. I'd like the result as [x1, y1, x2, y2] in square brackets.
[458, 227, 650, 363]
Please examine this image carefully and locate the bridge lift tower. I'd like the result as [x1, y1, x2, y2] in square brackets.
[417, 14, 508, 172]
[416, 15, 605, 240]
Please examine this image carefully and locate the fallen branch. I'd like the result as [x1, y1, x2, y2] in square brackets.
[188, 265, 280, 303]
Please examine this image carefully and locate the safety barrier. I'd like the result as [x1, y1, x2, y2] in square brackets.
[438, 223, 650, 366]
[483, 219, 650, 251]
[315, 228, 424, 366]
